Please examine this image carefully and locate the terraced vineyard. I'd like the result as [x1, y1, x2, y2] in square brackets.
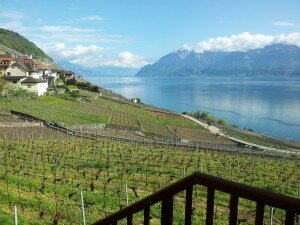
[0, 95, 206, 140]
[0, 130, 299, 225]
[167, 126, 233, 143]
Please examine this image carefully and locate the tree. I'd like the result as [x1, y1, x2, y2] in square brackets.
[91, 85, 100, 93]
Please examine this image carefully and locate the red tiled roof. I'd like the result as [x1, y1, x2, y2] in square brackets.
[36, 63, 49, 70]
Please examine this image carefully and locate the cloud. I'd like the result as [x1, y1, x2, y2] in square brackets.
[274, 21, 297, 27]
[81, 16, 103, 21]
[63, 15, 103, 24]
[40, 26, 96, 33]
[0, 21, 35, 32]
[191, 32, 300, 53]
[0, 10, 27, 20]
[43, 43, 148, 68]
[35, 18, 46, 24]
[114, 51, 149, 68]
[23, 25, 130, 44]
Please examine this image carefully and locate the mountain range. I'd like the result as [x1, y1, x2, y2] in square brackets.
[136, 44, 300, 76]
[59, 61, 139, 77]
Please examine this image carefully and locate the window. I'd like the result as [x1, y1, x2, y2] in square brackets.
[13, 81, 17, 84]
[27, 85, 32, 88]
[7, 72, 11, 76]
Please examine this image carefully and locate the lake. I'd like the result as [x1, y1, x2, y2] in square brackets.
[85, 75, 300, 142]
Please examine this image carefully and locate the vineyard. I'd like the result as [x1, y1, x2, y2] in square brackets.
[0, 93, 299, 224]
[0, 127, 299, 225]
[0, 94, 226, 144]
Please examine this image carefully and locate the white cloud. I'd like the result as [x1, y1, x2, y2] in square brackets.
[0, 10, 27, 20]
[81, 16, 103, 21]
[112, 51, 148, 68]
[0, 21, 35, 32]
[63, 15, 103, 24]
[40, 26, 95, 33]
[192, 32, 300, 53]
[43, 43, 148, 68]
[35, 18, 46, 24]
[274, 21, 297, 27]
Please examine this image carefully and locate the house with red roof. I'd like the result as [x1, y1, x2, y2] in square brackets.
[0, 55, 13, 77]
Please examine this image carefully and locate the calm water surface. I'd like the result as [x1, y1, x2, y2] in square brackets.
[86, 76, 300, 142]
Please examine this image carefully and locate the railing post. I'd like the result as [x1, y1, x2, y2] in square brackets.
[161, 196, 173, 225]
[255, 202, 265, 225]
[185, 186, 193, 225]
[144, 206, 150, 225]
[285, 211, 295, 225]
[229, 195, 239, 225]
[206, 188, 215, 225]
[127, 214, 133, 225]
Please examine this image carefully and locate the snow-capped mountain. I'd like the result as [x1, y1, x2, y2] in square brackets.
[136, 44, 300, 76]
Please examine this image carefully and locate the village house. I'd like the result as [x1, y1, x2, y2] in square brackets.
[3, 75, 26, 89]
[4, 60, 49, 96]
[2, 54, 77, 96]
[20, 77, 48, 96]
[63, 70, 75, 80]
[0, 55, 13, 77]
[9, 61, 42, 79]
[35, 63, 51, 79]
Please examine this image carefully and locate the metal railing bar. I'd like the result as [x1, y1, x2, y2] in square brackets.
[193, 173, 300, 212]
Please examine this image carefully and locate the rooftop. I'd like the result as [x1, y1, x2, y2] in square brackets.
[21, 77, 47, 84]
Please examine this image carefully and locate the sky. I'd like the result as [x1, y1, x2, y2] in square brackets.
[0, 0, 300, 68]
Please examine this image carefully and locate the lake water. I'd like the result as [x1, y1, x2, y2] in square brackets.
[85, 76, 300, 142]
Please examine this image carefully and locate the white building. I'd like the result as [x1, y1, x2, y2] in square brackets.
[21, 77, 48, 96]
[3, 76, 26, 89]
[6, 62, 30, 77]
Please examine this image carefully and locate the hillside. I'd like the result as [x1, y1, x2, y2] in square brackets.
[136, 44, 300, 76]
[0, 28, 53, 62]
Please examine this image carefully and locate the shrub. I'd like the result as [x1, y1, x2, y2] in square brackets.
[217, 119, 228, 126]
[70, 90, 80, 98]
[91, 85, 100, 93]
[66, 78, 76, 85]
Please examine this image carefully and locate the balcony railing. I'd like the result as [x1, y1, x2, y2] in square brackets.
[92, 172, 300, 225]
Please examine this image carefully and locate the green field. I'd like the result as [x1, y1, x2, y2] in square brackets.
[0, 131, 299, 225]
